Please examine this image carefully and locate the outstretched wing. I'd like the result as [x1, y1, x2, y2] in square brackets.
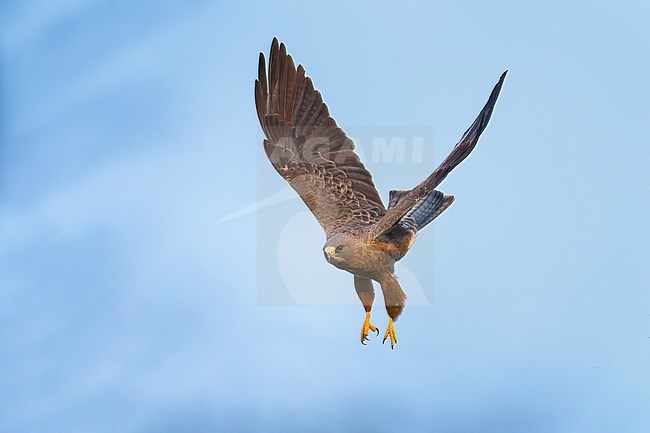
[255, 38, 385, 235]
[368, 70, 508, 239]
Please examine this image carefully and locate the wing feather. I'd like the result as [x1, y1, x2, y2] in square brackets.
[367, 70, 507, 239]
[256, 38, 385, 235]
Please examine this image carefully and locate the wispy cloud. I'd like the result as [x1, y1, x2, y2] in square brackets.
[216, 185, 296, 224]
[1, 0, 98, 54]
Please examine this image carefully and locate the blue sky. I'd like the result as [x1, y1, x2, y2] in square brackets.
[1, 1, 649, 432]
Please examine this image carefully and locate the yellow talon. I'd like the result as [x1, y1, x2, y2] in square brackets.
[382, 318, 397, 349]
[360, 311, 379, 344]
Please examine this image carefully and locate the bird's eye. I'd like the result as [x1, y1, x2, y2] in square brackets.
[335, 245, 343, 252]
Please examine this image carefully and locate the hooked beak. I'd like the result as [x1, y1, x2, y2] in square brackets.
[324, 246, 336, 257]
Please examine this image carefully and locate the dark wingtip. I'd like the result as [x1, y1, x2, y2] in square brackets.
[270, 38, 279, 59]
[257, 52, 267, 94]
[471, 71, 506, 125]
[258, 52, 266, 70]
[493, 71, 507, 94]
[480, 70, 507, 124]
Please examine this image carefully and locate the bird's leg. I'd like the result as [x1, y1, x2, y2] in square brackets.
[354, 276, 379, 344]
[361, 311, 379, 344]
[378, 273, 406, 350]
[383, 318, 397, 349]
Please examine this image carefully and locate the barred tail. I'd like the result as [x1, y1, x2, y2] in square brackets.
[388, 189, 455, 230]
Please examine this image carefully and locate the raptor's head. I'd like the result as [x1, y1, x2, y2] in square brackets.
[322, 233, 364, 270]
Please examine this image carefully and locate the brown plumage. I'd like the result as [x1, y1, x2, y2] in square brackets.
[255, 38, 506, 348]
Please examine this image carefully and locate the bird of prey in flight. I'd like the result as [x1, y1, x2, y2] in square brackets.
[255, 38, 506, 349]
